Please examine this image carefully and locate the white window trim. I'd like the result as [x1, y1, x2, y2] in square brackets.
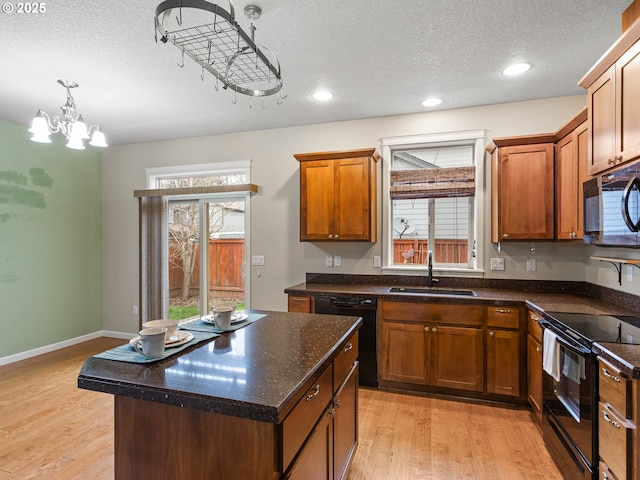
[145, 160, 251, 188]
[380, 130, 486, 277]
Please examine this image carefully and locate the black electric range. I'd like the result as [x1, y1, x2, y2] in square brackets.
[543, 311, 640, 347]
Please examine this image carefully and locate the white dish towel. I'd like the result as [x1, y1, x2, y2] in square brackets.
[543, 328, 561, 382]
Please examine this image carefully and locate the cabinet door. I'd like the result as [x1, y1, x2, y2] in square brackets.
[430, 325, 483, 392]
[380, 322, 429, 385]
[556, 123, 588, 240]
[286, 407, 334, 480]
[486, 329, 520, 397]
[300, 160, 335, 241]
[527, 335, 543, 422]
[616, 40, 640, 164]
[334, 157, 374, 241]
[497, 143, 555, 240]
[588, 64, 617, 175]
[333, 364, 358, 480]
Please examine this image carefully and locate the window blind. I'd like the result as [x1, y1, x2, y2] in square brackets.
[389, 166, 476, 199]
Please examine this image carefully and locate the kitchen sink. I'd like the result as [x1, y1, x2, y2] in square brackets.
[388, 287, 477, 296]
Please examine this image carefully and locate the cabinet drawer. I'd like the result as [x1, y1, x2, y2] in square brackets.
[487, 307, 520, 329]
[381, 301, 483, 326]
[333, 333, 358, 391]
[281, 365, 333, 471]
[288, 295, 312, 313]
[598, 461, 619, 480]
[598, 357, 632, 418]
[527, 311, 543, 343]
[599, 402, 633, 479]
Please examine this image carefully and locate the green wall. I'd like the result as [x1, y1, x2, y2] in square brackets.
[0, 118, 101, 358]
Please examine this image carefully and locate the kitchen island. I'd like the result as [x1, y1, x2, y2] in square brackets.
[78, 311, 362, 480]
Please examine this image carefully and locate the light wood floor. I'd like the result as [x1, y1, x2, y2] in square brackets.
[0, 338, 562, 479]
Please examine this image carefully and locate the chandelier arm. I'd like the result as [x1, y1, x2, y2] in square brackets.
[39, 110, 62, 134]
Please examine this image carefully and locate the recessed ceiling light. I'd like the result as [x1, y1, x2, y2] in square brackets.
[312, 90, 333, 101]
[421, 97, 442, 107]
[502, 63, 532, 76]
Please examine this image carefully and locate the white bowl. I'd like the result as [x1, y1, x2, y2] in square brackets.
[143, 319, 179, 339]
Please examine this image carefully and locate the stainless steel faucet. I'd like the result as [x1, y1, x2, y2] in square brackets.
[427, 250, 438, 287]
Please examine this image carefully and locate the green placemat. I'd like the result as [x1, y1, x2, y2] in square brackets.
[93, 330, 218, 364]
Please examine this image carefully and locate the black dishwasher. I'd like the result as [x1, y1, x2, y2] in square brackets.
[314, 295, 377, 387]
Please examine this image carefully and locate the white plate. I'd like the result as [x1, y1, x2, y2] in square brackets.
[129, 331, 193, 349]
[202, 313, 248, 325]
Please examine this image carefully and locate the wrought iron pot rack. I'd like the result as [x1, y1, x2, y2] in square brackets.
[154, 0, 284, 100]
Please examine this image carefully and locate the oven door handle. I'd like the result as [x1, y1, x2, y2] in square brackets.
[539, 320, 591, 355]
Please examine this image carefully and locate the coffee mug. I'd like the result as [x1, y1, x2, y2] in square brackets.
[133, 327, 167, 358]
[212, 307, 233, 330]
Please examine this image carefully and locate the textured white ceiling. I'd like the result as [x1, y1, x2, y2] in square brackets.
[0, 0, 633, 145]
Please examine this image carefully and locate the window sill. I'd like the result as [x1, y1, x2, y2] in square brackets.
[381, 265, 485, 278]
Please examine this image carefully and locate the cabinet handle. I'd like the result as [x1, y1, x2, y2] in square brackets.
[328, 234, 333, 239]
[489, 330, 495, 337]
[306, 385, 321, 401]
[502, 233, 509, 239]
[608, 158, 615, 165]
[334, 399, 342, 409]
[344, 342, 353, 352]
[536, 346, 542, 353]
[432, 327, 438, 333]
[424, 326, 429, 333]
[602, 368, 621, 382]
[495, 309, 512, 314]
[602, 409, 621, 429]
[603, 471, 610, 480]
[615, 155, 623, 163]
[334, 234, 339, 239]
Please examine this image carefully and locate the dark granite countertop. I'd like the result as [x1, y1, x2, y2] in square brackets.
[78, 310, 362, 424]
[593, 342, 640, 379]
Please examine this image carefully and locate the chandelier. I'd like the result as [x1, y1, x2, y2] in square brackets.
[154, 0, 284, 103]
[29, 79, 108, 150]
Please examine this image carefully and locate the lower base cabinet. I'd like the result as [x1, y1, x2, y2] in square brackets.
[379, 300, 524, 402]
[287, 407, 334, 480]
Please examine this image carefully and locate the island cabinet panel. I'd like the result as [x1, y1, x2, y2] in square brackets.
[114, 396, 278, 480]
[333, 364, 359, 480]
[282, 365, 334, 471]
[295, 148, 377, 242]
[333, 334, 358, 389]
[286, 407, 334, 480]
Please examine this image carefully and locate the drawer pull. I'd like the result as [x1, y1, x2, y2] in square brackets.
[306, 385, 320, 402]
[602, 410, 621, 429]
[432, 326, 438, 333]
[489, 330, 495, 337]
[335, 399, 341, 408]
[536, 346, 542, 353]
[495, 309, 513, 314]
[344, 342, 353, 352]
[602, 368, 621, 382]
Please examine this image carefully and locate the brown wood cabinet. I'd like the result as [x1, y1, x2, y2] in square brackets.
[597, 356, 637, 480]
[555, 111, 588, 240]
[580, 21, 640, 175]
[527, 310, 544, 424]
[379, 300, 525, 401]
[288, 294, 313, 313]
[295, 149, 378, 242]
[491, 139, 555, 242]
[486, 307, 522, 397]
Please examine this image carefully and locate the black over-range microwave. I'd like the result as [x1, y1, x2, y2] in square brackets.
[584, 160, 640, 247]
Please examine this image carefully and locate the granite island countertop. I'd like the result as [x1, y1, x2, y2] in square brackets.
[78, 310, 362, 424]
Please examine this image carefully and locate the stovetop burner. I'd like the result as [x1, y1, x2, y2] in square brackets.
[544, 311, 640, 345]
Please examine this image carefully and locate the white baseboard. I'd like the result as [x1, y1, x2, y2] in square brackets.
[0, 330, 133, 367]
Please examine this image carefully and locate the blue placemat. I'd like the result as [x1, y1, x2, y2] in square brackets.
[93, 330, 218, 364]
[179, 312, 267, 334]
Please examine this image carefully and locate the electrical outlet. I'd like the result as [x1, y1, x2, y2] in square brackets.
[373, 256, 381, 268]
[251, 255, 265, 266]
[490, 258, 505, 271]
[527, 258, 536, 272]
[133, 305, 138, 315]
[627, 265, 633, 282]
[325, 256, 333, 267]
[334, 255, 342, 267]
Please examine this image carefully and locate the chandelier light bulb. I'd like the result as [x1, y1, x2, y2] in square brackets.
[28, 111, 52, 143]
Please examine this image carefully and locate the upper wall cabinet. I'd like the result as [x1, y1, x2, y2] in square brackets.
[555, 109, 588, 240]
[491, 136, 556, 242]
[580, 20, 640, 175]
[295, 148, 378, 242]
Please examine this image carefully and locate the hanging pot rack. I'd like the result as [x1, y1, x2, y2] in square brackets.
[154, 0, 284, 100]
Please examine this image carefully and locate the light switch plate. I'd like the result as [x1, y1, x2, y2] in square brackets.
[527, 258, 536, 272]
[373, 256, 381, 268]
[334, 255, 342, 267]
[325, 256, 333, 267]
[627, 265, 633, 282]
[490, 258, 505, 271]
